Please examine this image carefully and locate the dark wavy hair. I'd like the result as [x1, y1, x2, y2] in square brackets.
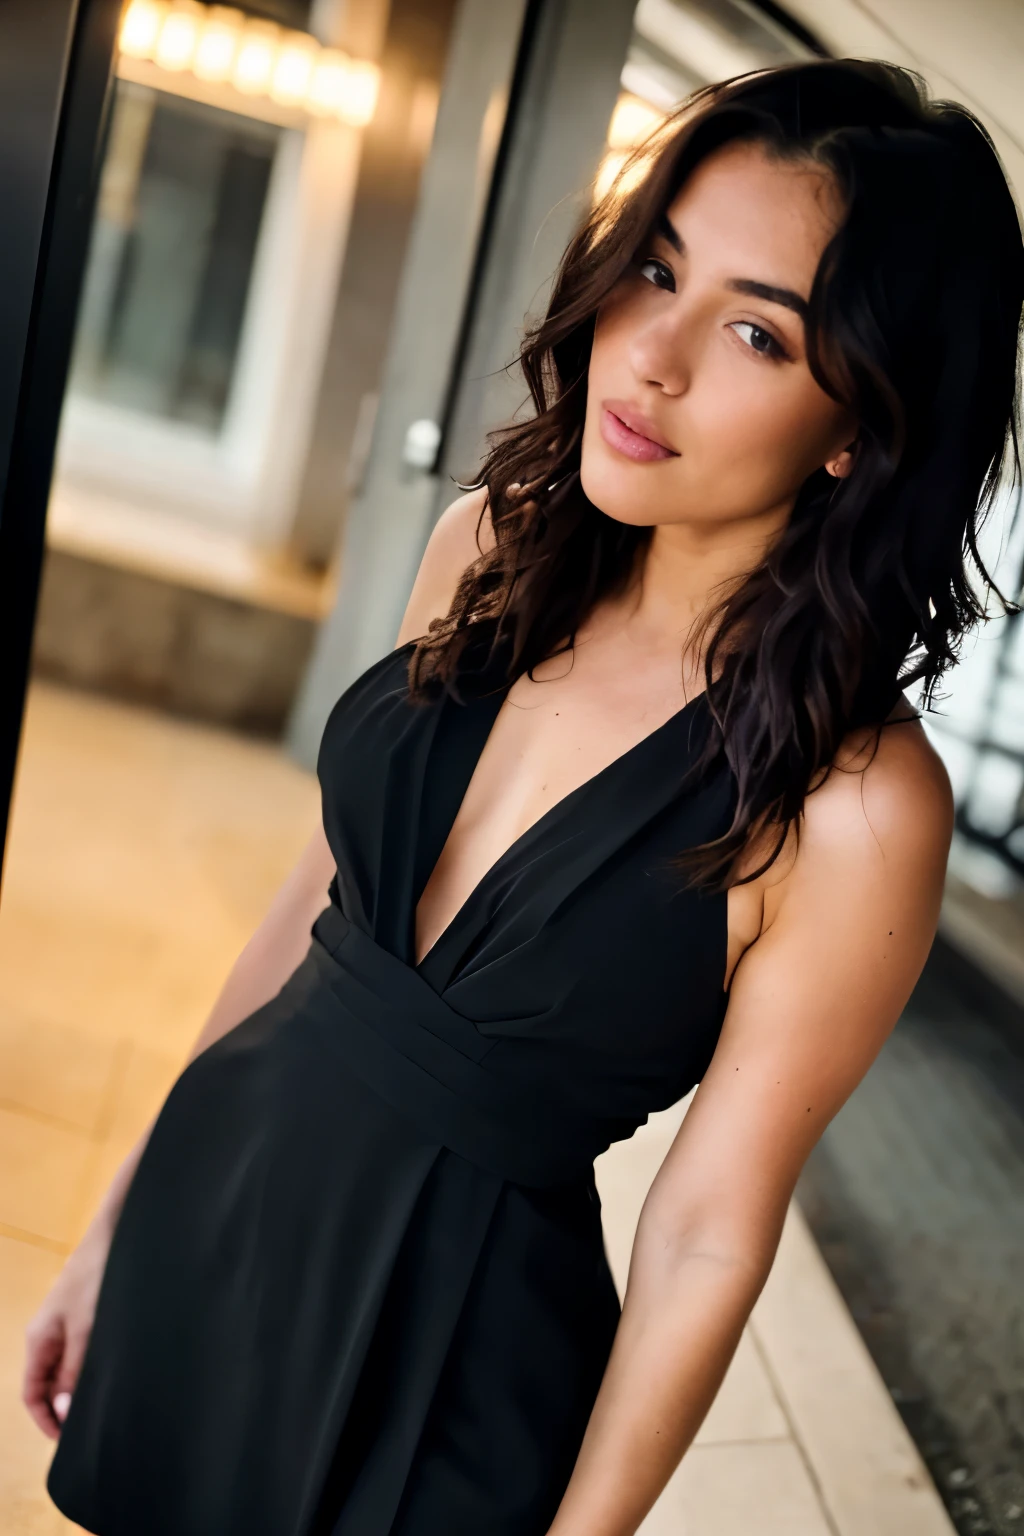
[410, 59, 1024, 888]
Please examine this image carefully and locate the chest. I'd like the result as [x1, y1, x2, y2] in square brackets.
[319, 642, 734, 1021]
[315, 644, 737, 1145]
[449, 650, 695, 849]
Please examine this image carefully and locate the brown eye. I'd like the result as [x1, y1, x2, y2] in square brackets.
[730, 321, 786, 360]
[637, 257, 675, 292]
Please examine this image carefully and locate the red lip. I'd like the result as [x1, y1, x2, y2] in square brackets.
[599, 400, 678, 462]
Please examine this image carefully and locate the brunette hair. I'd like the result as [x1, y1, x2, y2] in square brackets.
[411, 59, 1024, 887]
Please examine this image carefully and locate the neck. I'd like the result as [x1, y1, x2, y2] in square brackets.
[622, 502, 790, 646]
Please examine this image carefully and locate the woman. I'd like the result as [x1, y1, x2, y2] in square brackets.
[27, 58, 1023, 1536]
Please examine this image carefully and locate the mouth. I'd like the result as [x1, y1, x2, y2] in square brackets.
[599, 403, 678, 463]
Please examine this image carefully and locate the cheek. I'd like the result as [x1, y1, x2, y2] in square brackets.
[587, 297, 632, 391]
[581, 309, 847, 522]
[581, 307, 630, 451]
[687, 358, 838, 488]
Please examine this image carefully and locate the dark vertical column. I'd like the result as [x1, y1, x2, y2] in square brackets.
[0, 0, 121, 883]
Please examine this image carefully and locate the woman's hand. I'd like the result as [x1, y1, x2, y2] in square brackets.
[23, 1217, 113, 1439]
[21, 821, 341, 1444]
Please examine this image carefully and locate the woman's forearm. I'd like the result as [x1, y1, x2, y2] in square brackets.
[547, 1215, 771, 1536]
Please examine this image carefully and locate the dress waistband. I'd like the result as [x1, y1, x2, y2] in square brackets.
[304, 904, 611, 1188]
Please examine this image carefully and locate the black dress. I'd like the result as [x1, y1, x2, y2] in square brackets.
[48, 638, 735, 1536]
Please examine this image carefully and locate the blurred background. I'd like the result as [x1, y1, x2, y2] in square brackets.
[0, 2, 1021, 1533]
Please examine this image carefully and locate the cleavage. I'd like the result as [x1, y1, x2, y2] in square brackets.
[413, 663, 692, 968]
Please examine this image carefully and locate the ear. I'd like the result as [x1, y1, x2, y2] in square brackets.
[825, 439, 858, 479]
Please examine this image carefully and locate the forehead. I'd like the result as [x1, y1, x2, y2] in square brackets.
[665, 141, 843, 290]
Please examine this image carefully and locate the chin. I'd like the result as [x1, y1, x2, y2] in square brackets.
[580, 448, 665, 529]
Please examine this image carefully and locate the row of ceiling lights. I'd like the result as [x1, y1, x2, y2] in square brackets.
[119, 1, 381, 126]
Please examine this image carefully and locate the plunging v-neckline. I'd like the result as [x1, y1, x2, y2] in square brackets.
[412, 681, 708, 975]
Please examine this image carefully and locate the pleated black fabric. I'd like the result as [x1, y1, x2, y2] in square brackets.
[49, 639, 736, 1536]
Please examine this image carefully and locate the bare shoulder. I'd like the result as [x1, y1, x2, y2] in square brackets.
[395, 487, 495, 646]
[650, 707, 953, 1262]
[750, 704, 953, 955]
[429, 485, 495, 565]
[806, 704, 953, 867]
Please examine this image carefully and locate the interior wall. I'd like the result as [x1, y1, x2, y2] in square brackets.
[287, 0, 532, 762]
[287, 0, 461, 569]
[781, 0, 1023, 195]
[436, 0, 639, 492]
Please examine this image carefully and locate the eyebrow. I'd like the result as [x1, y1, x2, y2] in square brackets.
[655, 213, 809, 322]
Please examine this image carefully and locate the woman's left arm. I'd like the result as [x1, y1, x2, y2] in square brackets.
[547, 723, 953, 1536]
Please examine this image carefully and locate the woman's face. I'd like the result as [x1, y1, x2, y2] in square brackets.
[580, 139, 858, 536]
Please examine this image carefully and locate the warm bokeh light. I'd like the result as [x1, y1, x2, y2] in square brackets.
[306, 50, 349, 117]
[192, 7, 242, 82]
[337, 60, 380, 127]
[270, 34, 316, 106]
[119, 0, 167, 59]
[306, 53, 381, 127]
[594, 91, 664, 204]
[154, 3, 201, 72]
[607, 93, 663, 150]
[595, 151, 628, 202]
[232, 22, 277, 95]
[117, 0, 380, 128]
[594, 148, 654, 204]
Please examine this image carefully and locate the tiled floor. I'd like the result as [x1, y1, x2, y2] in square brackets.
[599, 1107, 958, 1536]
[0, 681, 956, 1535]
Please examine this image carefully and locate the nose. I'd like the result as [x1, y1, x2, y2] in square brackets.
[627, 298, 691, 397]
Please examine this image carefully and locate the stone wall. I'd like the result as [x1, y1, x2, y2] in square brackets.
[32, 548, 317, 735]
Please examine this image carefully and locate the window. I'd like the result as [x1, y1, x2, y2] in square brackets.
[70, 82, 280, 434]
